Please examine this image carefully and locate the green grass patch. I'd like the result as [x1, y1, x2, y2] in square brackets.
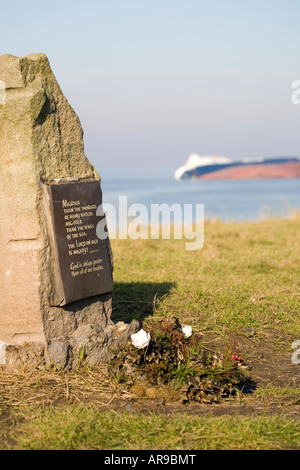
[4, 406, 299, 450]
[254, 384, 300, 402]
[111, 217, 300, 338]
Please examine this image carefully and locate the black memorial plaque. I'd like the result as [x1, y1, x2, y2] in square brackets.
[49, 180, 113, 305]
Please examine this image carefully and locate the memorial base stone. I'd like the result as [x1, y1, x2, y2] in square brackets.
[3, 318, 139, 371]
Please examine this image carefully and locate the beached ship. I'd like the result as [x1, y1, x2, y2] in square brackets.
[174, 154, 300, 180]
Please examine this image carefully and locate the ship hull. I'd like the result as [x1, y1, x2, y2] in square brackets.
[190, 161, 300, 180]
[178, 157, 300, 180]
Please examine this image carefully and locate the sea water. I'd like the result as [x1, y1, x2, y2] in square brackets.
[99, 166, 300, 223]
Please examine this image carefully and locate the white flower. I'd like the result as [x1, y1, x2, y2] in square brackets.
[131, 329, 151, 349]
[182, 326, 192, 339]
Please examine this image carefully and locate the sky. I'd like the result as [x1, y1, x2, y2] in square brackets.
[1, 0, 300, 170]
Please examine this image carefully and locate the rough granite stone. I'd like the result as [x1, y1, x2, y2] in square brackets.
[48, 339, 70, 369]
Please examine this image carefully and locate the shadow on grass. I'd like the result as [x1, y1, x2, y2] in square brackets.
[111, 281, 176, 324]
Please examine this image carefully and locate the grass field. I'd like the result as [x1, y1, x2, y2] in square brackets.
[0, 216, 299, 450]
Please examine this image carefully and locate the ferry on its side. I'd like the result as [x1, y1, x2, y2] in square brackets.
[174, 154, 300, 181]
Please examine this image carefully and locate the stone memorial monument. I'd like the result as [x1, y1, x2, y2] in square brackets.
[0, 53, 138, 370]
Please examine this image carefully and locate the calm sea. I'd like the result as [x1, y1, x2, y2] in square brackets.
[98, 166, 300, 223]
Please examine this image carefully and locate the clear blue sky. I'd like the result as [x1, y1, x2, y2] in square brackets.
[1, 0, 300, 169]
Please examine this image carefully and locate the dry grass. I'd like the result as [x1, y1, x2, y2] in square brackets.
[0, 366, 131, 409]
